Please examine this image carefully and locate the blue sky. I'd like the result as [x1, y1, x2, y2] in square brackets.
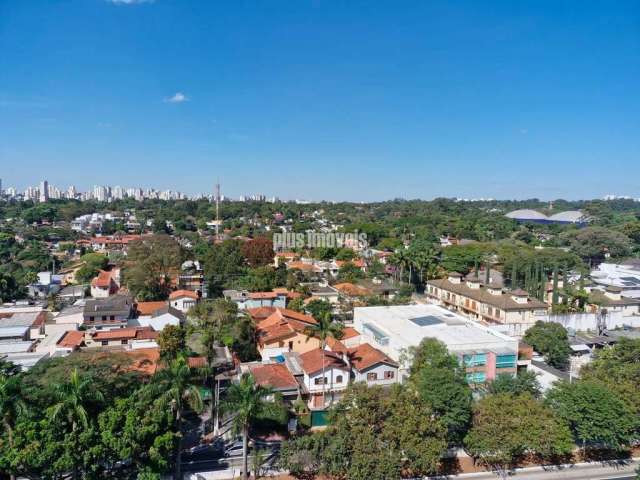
[1, 0, 638, 201]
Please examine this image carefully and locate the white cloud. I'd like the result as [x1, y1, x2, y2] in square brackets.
[107, 0, 155, 5]
[164, 92, 189, 104]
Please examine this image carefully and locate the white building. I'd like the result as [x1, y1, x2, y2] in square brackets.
[590, 262, 640, 299]
[354, 304, 521, 384]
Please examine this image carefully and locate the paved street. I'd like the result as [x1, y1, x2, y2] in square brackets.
[429, 458, 639, 480]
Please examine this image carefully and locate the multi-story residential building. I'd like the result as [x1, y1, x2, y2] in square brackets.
[426, 273, 548, 335]
[90, 269, 120, 298]
[353, 304, 523, 385]
[82, 295, 133, 330]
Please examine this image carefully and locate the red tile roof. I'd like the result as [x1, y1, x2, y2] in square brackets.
[188, 356, 207, 368]
[249, 292, 279, 300]
[136, 301, 168, 316]
[341, 327, 360, 340]
[247, 307, 277, 321]
[169, 289, 199, 300]
[92, 270, 113, 288]
[57, 330, 85, 349]
[250, 363, 298, 390]
[299, 349, 349, 375]
[334, 283, 371, 297]
[92, 327, 157, 341]
[348, 343, 398, 371]
[326, 336, 348, 353]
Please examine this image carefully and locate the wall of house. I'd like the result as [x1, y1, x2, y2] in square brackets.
[304, 367, 349, 394]
[262, 332, 322, 357]
[353, 363, 398, 386]
[171, 298, 196, 312]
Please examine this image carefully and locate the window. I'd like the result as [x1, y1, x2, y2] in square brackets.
[288, 341, 294, 350]
[465, 372, 486, 384]
[496, 354, 517, 369]
[384, 370, 395, 379]
[89, 316, 94, 321]
[110, 315, 115, 321]
[336, 375, 343, 383]
[121, 339, 127, 345]
[463, 353, 487, 367]
[101, 341, 108, 346]
[367, 372, 378, 381]
[101, 316, 106, 321]
[314, 377, 326, 385]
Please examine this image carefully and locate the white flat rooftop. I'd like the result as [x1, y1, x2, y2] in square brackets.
[354, 304, 516, 354]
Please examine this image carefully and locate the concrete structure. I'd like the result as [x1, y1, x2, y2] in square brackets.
[353, 304, 521, 384]
[426, 273, 548, 335]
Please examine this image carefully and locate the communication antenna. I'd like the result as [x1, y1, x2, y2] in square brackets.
[215, 180, 220, 239]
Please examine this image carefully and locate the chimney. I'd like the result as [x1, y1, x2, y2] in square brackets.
[467, 278, 481, 289]
[448, 272, 462, 284]
[511, 289, 529, 304]
[487, 285, 503, 296]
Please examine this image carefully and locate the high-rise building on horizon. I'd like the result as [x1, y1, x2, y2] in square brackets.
[39, 180, 49, 203]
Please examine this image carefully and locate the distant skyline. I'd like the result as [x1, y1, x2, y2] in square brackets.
[1, 1, 639, 201]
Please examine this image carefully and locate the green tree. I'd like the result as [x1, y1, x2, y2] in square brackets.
[222, 373, 276, 480]
[98, 385, 177, 476]
[157, 324, 187, 360]
[0, 375, 27, 480]
[49, 368, 104, 480]
[125, 235, 182, 300]
[523, 321, 571, 370]
[580, 338, 640, 417]
[408, 338, 473, 444]
[280, 384, 447, 480]
[546, 381, 637, 451]
[561, 227, 632, 265]
[465, 394, 573, 477]
[337, 262, 365, 282]
[486, 371, 542, 398]
[152, 356, 203, 480]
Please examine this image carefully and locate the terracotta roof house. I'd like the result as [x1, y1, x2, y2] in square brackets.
[85, 326, 158, 349]
[169, 289, 200, 313]
[90, 268, 120, 298]
[297, 349, 350, 409]
[248, 363, 300, 400]
[255, 308, 321, 361]
[348, 343, 399, 385]
[136, 301, 169, 317]
[55, 330, 85, 352]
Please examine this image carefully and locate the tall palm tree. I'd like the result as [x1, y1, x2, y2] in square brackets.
[0, 375, 26, 480]
[49, 368, 104, 480]
[152, 355, 203, 480]
[303, 311, 344, 407]
[199, 325, 220, 435]
[222, 374, 274, 480]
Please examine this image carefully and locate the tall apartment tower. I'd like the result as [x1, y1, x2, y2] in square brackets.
[39, 180, 49, 203]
